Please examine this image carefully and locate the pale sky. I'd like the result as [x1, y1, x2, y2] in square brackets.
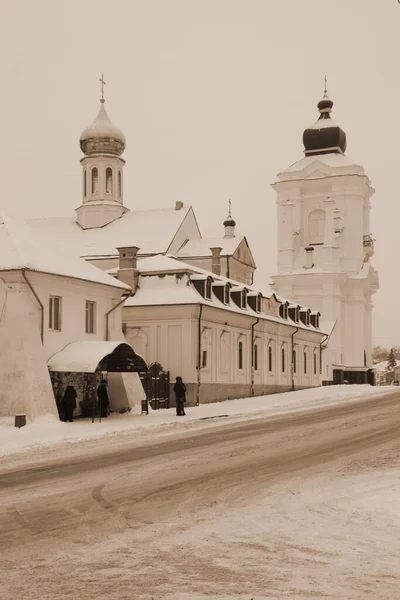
[1, 0, 400, 347]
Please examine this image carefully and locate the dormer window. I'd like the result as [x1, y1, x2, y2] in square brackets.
[192, 276, 213, 300]
[310, 312, 320, 329]
[288, 305, 299, 323]
[231, 287, 248, 309]
[300, 309, 311, 326]
[279, 302, 288, 320]
[247, 292, 262, 313]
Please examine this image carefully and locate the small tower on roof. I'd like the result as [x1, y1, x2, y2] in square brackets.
[76, 75, 129, 229]
[223, 200, 236, 238]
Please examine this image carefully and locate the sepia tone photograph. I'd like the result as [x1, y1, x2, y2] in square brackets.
[0, 1, 399, 598]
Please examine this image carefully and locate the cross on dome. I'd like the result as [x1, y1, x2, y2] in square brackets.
[99, 74, 106, 103]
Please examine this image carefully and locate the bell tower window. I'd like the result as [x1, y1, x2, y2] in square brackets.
[118, 170, 122, 197]
[91, 167, 99, 194]
[83, 169, 87, 198]
[308, 209, 325, 245]
[106, 168, 113, 194]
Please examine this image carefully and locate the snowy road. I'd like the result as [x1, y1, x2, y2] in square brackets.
[0, 391, 400, 599]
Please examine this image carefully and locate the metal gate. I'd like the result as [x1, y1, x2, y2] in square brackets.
[140, 362, 170, 409]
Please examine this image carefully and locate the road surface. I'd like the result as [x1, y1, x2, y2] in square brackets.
[0, 391, 399, 599]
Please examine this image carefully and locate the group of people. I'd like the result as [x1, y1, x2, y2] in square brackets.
[60, 379, 110, 422]
[60, 375, 187, 421]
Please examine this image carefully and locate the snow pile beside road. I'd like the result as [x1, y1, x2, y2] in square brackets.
[0, 384, 395, 457]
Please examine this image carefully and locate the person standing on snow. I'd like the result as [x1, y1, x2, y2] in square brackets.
[97, 379, 110, 418]
[62, 384, 77, 422]
[173, 376, 186, 416]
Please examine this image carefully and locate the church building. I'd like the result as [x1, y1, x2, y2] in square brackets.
[0, 83, 332, 419]
[271, 87, 379, 384]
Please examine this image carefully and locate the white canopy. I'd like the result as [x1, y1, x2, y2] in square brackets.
[47, 341, 147, 373]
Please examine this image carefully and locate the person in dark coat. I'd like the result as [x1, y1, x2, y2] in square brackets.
[62, 385, 77, 422]
[173, 376, 186, 416]
[97, 379, 110, 418]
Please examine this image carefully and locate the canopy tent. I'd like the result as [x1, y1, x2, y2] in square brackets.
[47, 341, 147, 373]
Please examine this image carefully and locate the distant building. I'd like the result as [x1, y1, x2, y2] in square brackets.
[271, 89, 379, 385]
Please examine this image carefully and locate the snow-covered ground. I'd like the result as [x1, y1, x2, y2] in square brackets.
[0, 384, 395, 458]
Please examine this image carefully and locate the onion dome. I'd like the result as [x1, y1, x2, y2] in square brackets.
[223, 199, 236, 228]
[80, 99, 126, 157]
[303, 92, 347, 156]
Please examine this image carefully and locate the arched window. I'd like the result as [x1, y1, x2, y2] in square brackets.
[304, 350, 307, 374]
[83, 169, 87, 198]
[268, 345, 273, 372]
[282, 347, 286, 373]
[205, 278, 212, 300]
[238, 341, 243, 370]
[118, 170, 122, 197]
[91, 167, 99, 194]
[241, 290, 247, 309]
[254, 343, 258, 371]
[292, 349, 297, 374]
[106, 168, 113, 194]
[220, 332, 229, 373]
[308, 209, 325, 245]
[314, 352, 317, 375]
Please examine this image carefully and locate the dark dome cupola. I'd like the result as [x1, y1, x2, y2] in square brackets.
[303, 86, 347, 157]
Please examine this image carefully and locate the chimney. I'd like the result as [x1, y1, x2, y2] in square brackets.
[304, 246, 314, 269]
[116, 246, 139, 291]
[175, 201, 184, 211]
[210, 247, 222, 276]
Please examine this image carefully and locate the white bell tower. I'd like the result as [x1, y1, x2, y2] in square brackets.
[271, 86, 379, 384]
[76, 75, 128, 229]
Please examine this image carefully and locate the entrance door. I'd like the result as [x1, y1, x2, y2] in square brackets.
[140, 362, 170, 409]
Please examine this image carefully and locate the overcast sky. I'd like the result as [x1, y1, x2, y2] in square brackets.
[1, 0, 400, 347]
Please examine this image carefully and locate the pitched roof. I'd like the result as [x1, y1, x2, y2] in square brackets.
[0, 214, 129, 289]
[26, 206, 194, 259]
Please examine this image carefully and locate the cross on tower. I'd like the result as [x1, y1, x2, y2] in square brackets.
[324, 75, 328, 95]
[228, 199, 232, 217]
[99, 74, 106, 101]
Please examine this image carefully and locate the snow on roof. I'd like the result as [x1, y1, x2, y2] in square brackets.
[137, 254, 203, 275]
[177, 235, 243, 258]
[125, 266, 328, 335]
[0, 215, 129, 289]
[278, 152, 365, 176]
[27, 206, 192, 259]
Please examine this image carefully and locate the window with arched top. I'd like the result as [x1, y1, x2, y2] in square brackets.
[83, 169, 87, 198]
[308, 209, 325, 245]
[118, 170, 122, 197]
[292, 349, 297, 374]
[254, 343, 259, 371]
[241, 290, 247, 309]
[91, 167, 99, 194]
[224, 284, 230, 305]
[205, 278, 212, 300]
[268, 345, 273, 372]
[304, 350, 308, 374]
[314, 352, 317, 375]
[282, 347, 286, 373]
[238, 340, 243, 370]
[106, 168, 113, 194]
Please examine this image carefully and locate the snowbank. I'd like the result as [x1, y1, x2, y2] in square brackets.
[0, 384, 394, 458]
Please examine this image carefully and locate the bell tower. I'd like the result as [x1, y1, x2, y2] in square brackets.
[271, 86, 379, 384]
[76, 75, 128, 229]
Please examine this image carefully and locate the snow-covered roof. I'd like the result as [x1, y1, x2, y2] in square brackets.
[137, 254, 202, 275]
[278, 152, 365, 176]
[26, 206, 193, 259]
[125, 255, 327, 335]
[47, 341, 146, 372]
[177, 235, 243, 258]
[0, 215, 129, 289]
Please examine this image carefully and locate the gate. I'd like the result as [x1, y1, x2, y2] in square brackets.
[140, 362, 170, 409]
